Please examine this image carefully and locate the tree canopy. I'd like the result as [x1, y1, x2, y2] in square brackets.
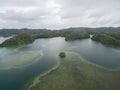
[91, 33, 120, 46]
[0, 32, 34, 47]
[65, 32, 90, 41]
[59, 52, 66, 58]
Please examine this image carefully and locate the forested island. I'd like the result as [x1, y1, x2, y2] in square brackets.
[65, 32, 90, 41]
[0, 27, 120, 47]
[0, 27, 120, 37]
[0, 33, 34, 47]
[91, 33, 120, 46]
[59, 52, 66, 58]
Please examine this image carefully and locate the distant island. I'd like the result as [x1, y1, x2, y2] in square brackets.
[0, 27, 120, 47]
[65, 32, 90, 41]
[0, 33, 34, 47]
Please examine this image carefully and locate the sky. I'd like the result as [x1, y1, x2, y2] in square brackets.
[0, 0, 120, 29]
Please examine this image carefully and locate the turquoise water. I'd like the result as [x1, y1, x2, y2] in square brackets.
[0, 37, 120, 90]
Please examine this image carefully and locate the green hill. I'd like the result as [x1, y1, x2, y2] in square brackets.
[0, 32, 34, 47]
[91, 33, 120, 46]
[65, 32, 90, 41]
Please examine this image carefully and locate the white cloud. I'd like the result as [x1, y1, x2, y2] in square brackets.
[0, 0, 120, 29]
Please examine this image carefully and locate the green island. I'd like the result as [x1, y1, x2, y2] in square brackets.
[24, 52, 120, 90]
[0, 32, 34, 47]
[59, 52, 66, 58]
[0, 27, 120, 47]
[91, 33, 120, 46]
[65, 32, 90, 41]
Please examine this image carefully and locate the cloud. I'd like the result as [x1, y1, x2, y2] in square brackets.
[0, 0, 120, 29]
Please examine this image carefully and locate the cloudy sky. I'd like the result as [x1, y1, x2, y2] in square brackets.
[0, 0, 120, 29]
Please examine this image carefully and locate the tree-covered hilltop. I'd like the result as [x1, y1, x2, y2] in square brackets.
[0, 27, 120, 45]
[91, 33, 120, 46]
[0, 33, 34, 47]
[65, 32, 90, 41]
[32, 30, 90, 41]
[0, 27, 120, 37]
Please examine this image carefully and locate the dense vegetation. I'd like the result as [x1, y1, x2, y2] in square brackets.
[91, 33, 120, 46]
[0, 27, 120, 36]
[0, 27, 120, 38]
[32, 30, 90, 40]
[65, 32, 90, 41]
[0, 27, 120, 46]
[108, 33, 120, 40]
[26, 52, 120, 90]
[59, 52, 66, 58]
[0, 32, 34, 47]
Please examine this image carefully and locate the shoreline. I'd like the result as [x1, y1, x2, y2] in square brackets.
[0, 50, 43, 70]
[25, 51, 120, 90]
[27, 55, 61, 90]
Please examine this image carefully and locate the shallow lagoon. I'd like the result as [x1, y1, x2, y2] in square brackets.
[0, 37, 120, 90]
